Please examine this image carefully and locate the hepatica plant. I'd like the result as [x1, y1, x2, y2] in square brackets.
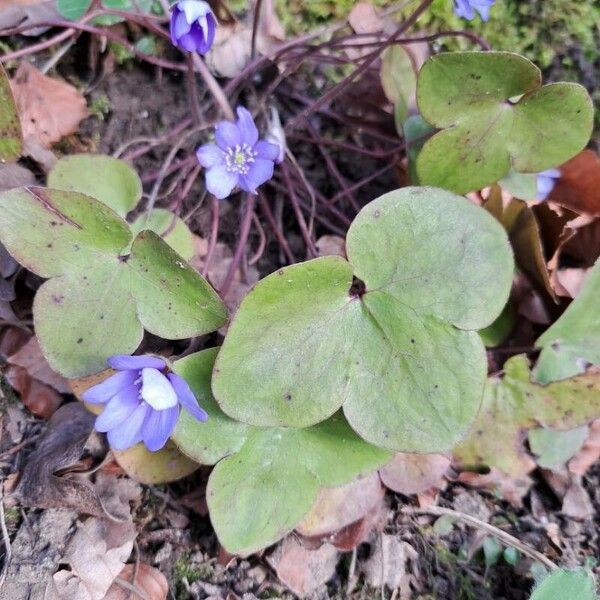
[0, 47, 595, 556]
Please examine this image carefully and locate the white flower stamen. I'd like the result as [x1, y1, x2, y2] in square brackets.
[223, 143, 257, 175]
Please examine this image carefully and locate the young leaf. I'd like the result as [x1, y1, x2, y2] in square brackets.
[454, 355, 600, 477]
[0, 63, 22, 162]
[47, 154, 142, 217]
[534, 259, 600, 383]
[213, 187, 513, 452]
[529, 569, 597, 600]
[171, 349, 391, 556]
[0, 188, 226, 376]
[416, 52, 593, 194]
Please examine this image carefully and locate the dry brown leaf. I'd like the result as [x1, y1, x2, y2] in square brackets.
[267, 537, 339, 597]
[206, 0, 284, 78]
[561, 479, 594, 520]
[8, 336, 70, 393]
[361, 534, 418, 598]
[568, 419, 600, 475]
[10, 62, 88, 148]
[103, 563, 168, 600]
[49, 517, 136, 600]
[5, 364, 62, 418]
[549, 150, 600, 216]
[379, 453, 450, 496]
[296, 472, 384, 538]
[553, 267, 591, 298]
[455, 468, 533, 508]
[0, 162, 36, 192]
[0, 0, 60, 33]
[348, 2, 383, 34]
[315, 234, 346, 257]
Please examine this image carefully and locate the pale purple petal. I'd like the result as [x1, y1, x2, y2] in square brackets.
[179, 0, 212, 23]
[239, 159, 274, 194]
[254, 140, 280, 162]
[107, 355, 166, 371]
[140, 368, 178, 410]
[168, 373, 208, 422]
[536, 176, 556, 200]
[81, 370, 137, 404]
[203, 13, 217, 53]
[205, 165, 239, 199]
[539, 168, 561, 178]
[196, 144, 224, 169]
[177, 29, 203, 52]
[453, 0, 474, 19]
[106, 402, 150, 451]
[173, 10, 192, 38]
[236, 107, 259, 146]
[142, 406, 179, 452]
[95, 385, 140, 432]
[215, 121, 241, 150]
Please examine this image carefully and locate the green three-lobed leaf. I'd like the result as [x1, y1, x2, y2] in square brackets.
[172, 349, 391, 556]
[213, 187, 514, 452]
[0, 187, 226, 376]
[416, 52, 593, 194]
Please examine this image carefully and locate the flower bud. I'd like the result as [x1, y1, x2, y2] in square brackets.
[170, 0, 217, 55]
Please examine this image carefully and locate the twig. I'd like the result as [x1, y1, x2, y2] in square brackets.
[402, 506, 558, 571]
[220, 194, 256, 296]
[257, 192, 296, 264]
[202, 196, 220, 277]
[0, 498, 12, 592]
[250, 0, 264, 60]
[186, 55, 202, 125]
[191, 54, 234, 120]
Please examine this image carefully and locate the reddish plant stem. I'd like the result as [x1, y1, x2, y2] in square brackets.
[202, 196, 220, 278]
[220, 194, 257, 296]
[257, 192, 296, 264]
[0, 28, 75, 62]
[281, 162, 318, 258]
[327, 162, 397, 205]
[141, 156, 195, 184]
[186, 54, 202, 125]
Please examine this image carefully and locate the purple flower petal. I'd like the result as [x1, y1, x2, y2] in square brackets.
[196, 143, 224, 169]
[81, 370, 137, 404]
[95, 385, 140, 432]
[203, 13, 217, 53]
[236, 107, 259, 146]
[254, 140, 281, 162]
[205, 165, 238, 199]
[179, 0, 211, 23]
[173, 10, 192, 38]
[453, 0, 474, 19]
[142, 405, 179, 452]
[215, 121, 242, 150]
[140, 368, 178, 410]
[239, 159, 274, 194]
[168, 373, 208, 422]
[106, 402, 150, 451]
[107, 355, 167, 371]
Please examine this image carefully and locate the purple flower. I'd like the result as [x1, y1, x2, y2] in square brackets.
[196, 106, 280, 200]
[170, 0, 216, 54]
[82, 355, 207, 452]
[536, 168, 561, 200]
[453, 0, 495, 21]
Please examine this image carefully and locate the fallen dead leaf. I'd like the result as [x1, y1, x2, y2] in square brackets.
[8, 336, 70, 393]
[206, 0, 284, 78]
[561, 478, 594, 520]
[296, 472, 384, 538]
[348, 2, 383, 34]
[553, 267, 591, 298]
[5, 364, 63, 418]
[549, 150, 600, 216]
[315, 234, 346, 257]
[49, 517, 136, 600]
[455, 468, 533, 509]
[379, 453, 450, 496]
[267, 536, 339, 597]
[10, 62, 88, 148]
[0, 0, 60, 34]
[361, 534, 419, 598]
[11, 402, 125, 518]
[0, 162, 36, 192]
[569, 419, 600, 475]
[103, 563, 168, 600]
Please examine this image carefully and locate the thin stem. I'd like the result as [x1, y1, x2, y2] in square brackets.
[402, 506, 558, 571]
[220, 194, 256, 296]
[186, 54, 202, 125]
[191, 54, 234, 120]
[202, 196, 220, 277]
[257, 192, 296, 263]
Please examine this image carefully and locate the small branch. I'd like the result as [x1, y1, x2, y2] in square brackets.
[0, 498, 12, 592]
[402, 506, 558, 571]
[202, 196, 220, 277]
[220, 194, 256, 296]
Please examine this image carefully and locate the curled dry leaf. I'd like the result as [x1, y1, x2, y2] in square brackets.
[267, 536, 339, 598]
[11, 402, 130, 519]
[5, 364, 63, 418]
[348, 1, 383, 34]
[379, 453, 450, 496]
[206, 0, 284, 78]
[553, 267, 591, 298]
[49, 517, 136, 600]
[549, 150, 600, 216]
[296, 471, 384, 538]
[103, 563, 168, 600]
[10, 62, 88, 148]
[0, 0, 60, 34]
